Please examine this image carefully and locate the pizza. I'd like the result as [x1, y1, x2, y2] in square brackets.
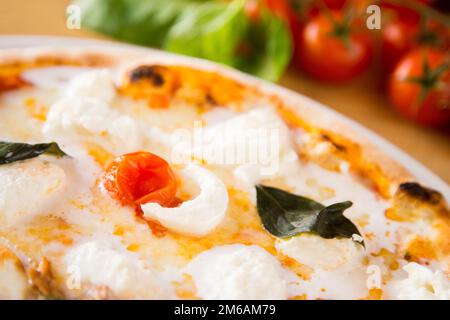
[0, 46, 449, 300]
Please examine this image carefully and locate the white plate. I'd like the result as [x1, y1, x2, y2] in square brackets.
[1, 35, 448, 201]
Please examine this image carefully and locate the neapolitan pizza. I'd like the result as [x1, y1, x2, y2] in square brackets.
[0, 44, 449, 300]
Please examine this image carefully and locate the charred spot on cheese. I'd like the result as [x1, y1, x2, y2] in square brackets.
[119, 64, 244, 109]
[120, 65, 178, 108]
[399, 182, 443, 205]
[385, 183, 446, 222]
[129, 65, 165, 87]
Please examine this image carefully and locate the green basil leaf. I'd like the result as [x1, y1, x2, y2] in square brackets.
[255, 185, 323, 237]
[164, 0, 248, 66]
[0, 142, 68, 165]
[75, 0, 202, 47]
[256, 184, 364, 246]
[315, 201, 361, 240]
[73, 0, 292, 81]
[235, 10, 293, 81]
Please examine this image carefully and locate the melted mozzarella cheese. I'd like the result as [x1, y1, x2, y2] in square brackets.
[276, 234, 364, 271]
[141, 164, 228, 236]
[389, 263, 450, 300]
[186, 244, 288, 299]
[43, 96, 141, 153]
[172, 107, 300, 201]
[2, 63, 447, 301]
[0, 159, 66, 227]
[65, 69, 116, 103]
[201, 107, 238, 125]
[296, 267, 370, 300]
[174, 107, 292, 173]
[64, 239, 168, 299]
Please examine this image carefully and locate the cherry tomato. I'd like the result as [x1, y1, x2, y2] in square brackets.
[382, 16, 449, 73]
[381, 20, 418, 72]
[388, 48, 450, 127]
[296, 11, 374, 82]
[101, 152, 177, 207]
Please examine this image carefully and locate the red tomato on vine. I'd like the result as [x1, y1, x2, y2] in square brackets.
[389, 48, 450, 127]
[295, 11, 374, 82]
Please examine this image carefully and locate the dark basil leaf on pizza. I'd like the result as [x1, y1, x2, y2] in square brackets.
[256, 184, 364, 246]
[0, 141, 68, 165]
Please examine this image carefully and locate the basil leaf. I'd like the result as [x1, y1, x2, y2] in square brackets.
[0, 142, 68, 165]
[255, 185, 323, 238]
[73, 0, 292, 81]
[164, 0, 248, 66]
[75, 0, 200, 47]
[315, 201, 361, 240]
[235, 10, 292, 81]
[256, 185, 364, 246]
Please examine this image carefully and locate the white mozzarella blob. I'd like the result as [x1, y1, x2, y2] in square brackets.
[201, 107, 238, 125]
[64, 239, 167, 299]
[186, 244, 288, 300]
[276, 234, 364, 271]
[233, 163, 261, 192]
[276, 234, 370, 300]
[173, 107, 293, 174]
[390, 263, 450, 300]
[0, 159, 66, 227]
[0, 248, 29, 299]
[172, 107, 300, 201]
[43, 96, 141, 153]
[297, 266, 369, 300]
[141, 164, 228, 237]
[65, 69, 116, 103]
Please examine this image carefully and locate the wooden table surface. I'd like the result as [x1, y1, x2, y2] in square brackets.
[1, 0, 449, 184]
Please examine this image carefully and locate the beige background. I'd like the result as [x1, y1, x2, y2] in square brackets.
[1, 0, 448, 183]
